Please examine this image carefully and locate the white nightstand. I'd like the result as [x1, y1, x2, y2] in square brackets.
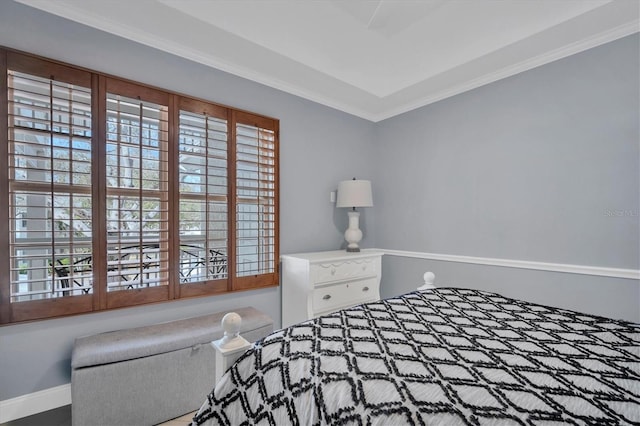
[281, 250, 383, 327]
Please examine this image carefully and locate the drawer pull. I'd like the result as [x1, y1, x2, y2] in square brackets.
[331, 268, 336, 275]
[362, 286, 369, 292]
[322, 294, 332, 300]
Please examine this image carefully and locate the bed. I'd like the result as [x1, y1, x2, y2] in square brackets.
[191, 287, 640, 425]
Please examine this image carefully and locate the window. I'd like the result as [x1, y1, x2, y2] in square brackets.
[234, 113, 278, 290]
[0, 50, 279, 324]
[176, 99, 230, 298]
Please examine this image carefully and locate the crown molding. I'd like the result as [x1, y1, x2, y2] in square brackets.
[14, 0, 640, 123]
[372, 20, 640, 122]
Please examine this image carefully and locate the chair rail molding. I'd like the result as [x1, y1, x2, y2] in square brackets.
[378, 249, 640, 280]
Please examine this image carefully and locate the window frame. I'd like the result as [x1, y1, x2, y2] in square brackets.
[0, 48, 279, 324]
[233, 111, 280, 291]
[175, 97, 231, 299]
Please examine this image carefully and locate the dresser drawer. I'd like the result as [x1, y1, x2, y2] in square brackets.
[281, 250, 382, 327]
[312, 278, 377, 315]
[313, 258, 377, 284]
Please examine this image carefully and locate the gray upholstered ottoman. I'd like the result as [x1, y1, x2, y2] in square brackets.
[71, 307, 273, 426]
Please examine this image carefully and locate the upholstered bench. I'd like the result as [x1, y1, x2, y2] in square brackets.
[70, 307, 273, 426]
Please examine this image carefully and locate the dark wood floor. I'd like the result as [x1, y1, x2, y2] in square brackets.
[1, 405, 71, 426]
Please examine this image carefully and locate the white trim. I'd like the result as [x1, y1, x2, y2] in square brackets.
[379, 249, 640, 280]
[14, 0, 640, 123]
[372, 21, 640, 122]
[0, 383, 71, 423]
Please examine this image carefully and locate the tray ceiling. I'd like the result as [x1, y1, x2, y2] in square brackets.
[16, 0, 640, 121]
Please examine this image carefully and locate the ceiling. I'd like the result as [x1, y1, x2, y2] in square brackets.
[15, 0, 640, 122]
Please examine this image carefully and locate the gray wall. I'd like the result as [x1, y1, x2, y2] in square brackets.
[0, 1, 375, 400]
[375, 34, 639, 322]
[381, 256, 640, 323]
[0, 0, 638, 403]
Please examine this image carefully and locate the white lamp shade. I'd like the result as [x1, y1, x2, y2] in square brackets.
[336, 179, 373, 208]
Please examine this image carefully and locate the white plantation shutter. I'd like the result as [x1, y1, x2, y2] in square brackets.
[105, 84, 169, 302]
[177, 101, 229, 291]
[234, 113, 278, 289]
[7, 69, 93, 304]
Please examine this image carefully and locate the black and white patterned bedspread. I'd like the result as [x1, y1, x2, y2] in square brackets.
[192, 288, 640, 425]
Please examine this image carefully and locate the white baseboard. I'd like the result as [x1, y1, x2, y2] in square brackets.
[0, 383, 71, 423]
[378, 249, 640, 280]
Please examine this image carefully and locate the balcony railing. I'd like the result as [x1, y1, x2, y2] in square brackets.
[14, 244, 228, 300]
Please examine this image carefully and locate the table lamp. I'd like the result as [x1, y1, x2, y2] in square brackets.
[336, 178, 373, 252]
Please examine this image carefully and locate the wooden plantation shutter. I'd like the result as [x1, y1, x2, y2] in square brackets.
[3, 54, 94, 322]
[176, 98, 229, 297]
[104, 79, 170, 308]
[0, 48, 279, 324]
[233, 111, 279, 290]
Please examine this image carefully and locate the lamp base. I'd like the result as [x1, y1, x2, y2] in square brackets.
[343, 211, 363, 252]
